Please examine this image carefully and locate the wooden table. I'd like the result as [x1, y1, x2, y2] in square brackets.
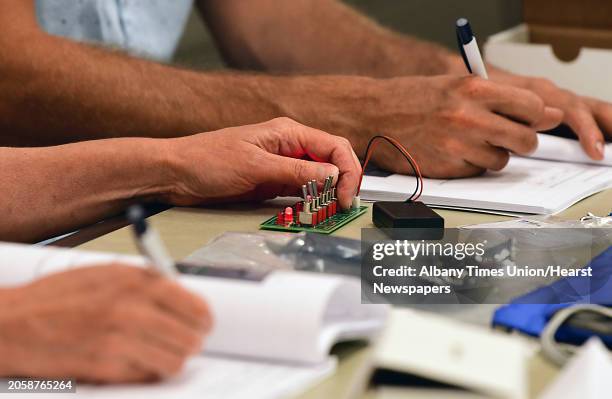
[77, 190, 612, 398]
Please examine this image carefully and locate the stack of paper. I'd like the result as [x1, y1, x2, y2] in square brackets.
[361, 135, 612, 215]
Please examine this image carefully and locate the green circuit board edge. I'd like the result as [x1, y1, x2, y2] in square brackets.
[259, 205, 368, 234]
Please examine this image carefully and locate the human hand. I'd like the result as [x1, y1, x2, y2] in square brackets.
[0, 265, 211, 383]
[490, 69, 612, 160]
[330, 75, 563, 178]
[164, 117, 362, 209]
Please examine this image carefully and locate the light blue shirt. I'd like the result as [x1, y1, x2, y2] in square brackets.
[35, 0, 193, 62]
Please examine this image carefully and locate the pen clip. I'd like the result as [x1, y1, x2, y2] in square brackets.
[456, 28, 472, 74]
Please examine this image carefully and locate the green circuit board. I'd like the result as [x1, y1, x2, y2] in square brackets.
[260, 205, 368, 234]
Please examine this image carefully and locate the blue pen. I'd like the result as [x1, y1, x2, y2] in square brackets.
[456, 18, 488, 79]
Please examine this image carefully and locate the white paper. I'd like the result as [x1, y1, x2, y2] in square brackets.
[0, 243, 146, 286]
[362, 156, 612, 214]
[539, 337, 612, 399]
[182, 271, 387, 365]
[48, 356, 336, 399]
[529, 134, 612, 167]
[422, 203, 526, 217]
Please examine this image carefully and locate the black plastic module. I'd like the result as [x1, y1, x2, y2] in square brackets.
[373, 201, 444, 231]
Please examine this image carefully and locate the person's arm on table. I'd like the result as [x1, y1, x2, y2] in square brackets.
[0, 264, 211, 383]
[1, 118, 361, 243]
[198, 0, 612, 161]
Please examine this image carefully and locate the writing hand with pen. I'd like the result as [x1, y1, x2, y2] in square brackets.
[451, 18, 611, 167]
[339, 18, 610, 179]
[334, 74, 563, 178]
[0, 265, 211, 383]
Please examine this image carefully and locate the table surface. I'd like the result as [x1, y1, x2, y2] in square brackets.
[78, 190, 612, 399]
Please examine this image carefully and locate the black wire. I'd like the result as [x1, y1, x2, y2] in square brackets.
[361, 135, 420, 202]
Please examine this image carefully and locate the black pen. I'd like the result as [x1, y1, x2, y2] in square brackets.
[127, 205, 177, 277]
[456, 18, 489, 79]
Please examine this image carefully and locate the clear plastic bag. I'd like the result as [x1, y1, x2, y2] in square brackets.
[460, 213, 612, 251]
[183, 231, 362, 278]
[461, 213, 612, 229]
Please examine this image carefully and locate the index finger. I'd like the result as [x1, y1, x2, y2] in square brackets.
[481, 82, 562, 129]
[268, 120, 362, 209]
[146, 278, 213, 333]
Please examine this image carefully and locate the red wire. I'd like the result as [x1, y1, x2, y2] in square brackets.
[356, 136, 424, 201]
[383, 136, 424, 200]
[356, 140, 380, 194]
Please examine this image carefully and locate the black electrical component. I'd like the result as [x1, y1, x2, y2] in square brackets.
[372, 201, 444, 239]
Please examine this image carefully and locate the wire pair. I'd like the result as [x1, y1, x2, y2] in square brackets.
[357, 135, 423, 202]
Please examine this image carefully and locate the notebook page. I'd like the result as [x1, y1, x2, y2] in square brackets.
[362, 157, 612, 214]
[181, 272, 348, 365]
[47, 356, 337, 399]
[319, 279, 389, 348]
[0, 243, 145, 286]
[528, 134, 612, 167]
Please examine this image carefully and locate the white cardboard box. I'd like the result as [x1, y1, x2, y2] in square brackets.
[484, 24, 612, 102]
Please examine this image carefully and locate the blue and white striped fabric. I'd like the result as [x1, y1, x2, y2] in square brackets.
[35, 0, 193, 61]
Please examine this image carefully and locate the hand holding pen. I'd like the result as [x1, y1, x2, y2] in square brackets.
[455, 17, 611, 161]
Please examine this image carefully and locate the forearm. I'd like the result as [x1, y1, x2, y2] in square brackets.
[199, 0, 459, 77]
[0, 25, 290, 146]
[0, 21, 380, 164]
[0, 27, 181, 145]
[0, 21, 387, 154]
[0, 138, 172, 242]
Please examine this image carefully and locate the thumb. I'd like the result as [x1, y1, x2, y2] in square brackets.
[264, 154, 339, 190]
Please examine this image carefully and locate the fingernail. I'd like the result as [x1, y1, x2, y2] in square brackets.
[596, 141, 605, 158]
